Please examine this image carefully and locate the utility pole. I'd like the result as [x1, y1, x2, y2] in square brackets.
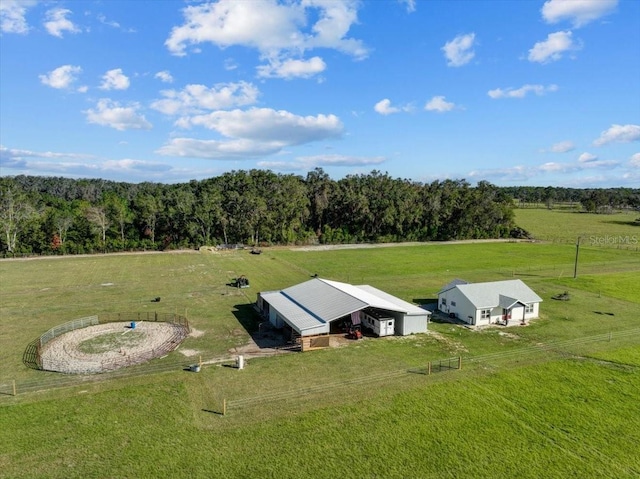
[573, 236, 581, 279]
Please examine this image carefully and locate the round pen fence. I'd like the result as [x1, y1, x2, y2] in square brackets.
[35, 312, 190, 374]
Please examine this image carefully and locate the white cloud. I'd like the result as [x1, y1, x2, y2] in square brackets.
[539, 157, 619, 173]
[154, 71, 174, 83]
[183, 108, 343, 144]
[542, 0, 618, 28]
[425, 96, 455, 113]
[44, 8, 80, 38]
[442, 33, 476, 67]
[97, 14, 120, 29]
[165, 0, 367, 61]
[578, 152, 597, 163]
[99, 69, 130, 90]
[151, 81, 259, 116]
[0, 145, 186, 182]
[158, 108, 343, 160]
[156, 138, 285, 159]
[374, 99, 399, 115]
[593, 124, 640, 146]
[102, 159, 171, 173]
[224, 59, 238, 71]
[488, 84, 558, 99]
[630, 153, 640, 167]
[549, 140, 575, 153]
[259, 154, 386, 171]
[468, 165, 534, 182]
[528, 31, 578, 63]
[257, 56, 326, 79]
[0, 145, 91, 163]
[85, 99, 152, 131]
[39, 65, 82, 90]
[399, 0, 416, 13]
[374, 99, 412, 115]
[0, 0, 36, 34]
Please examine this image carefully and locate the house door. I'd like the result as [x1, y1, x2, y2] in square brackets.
[502, 308, 511, 324]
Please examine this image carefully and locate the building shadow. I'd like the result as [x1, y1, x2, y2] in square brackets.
[231, 303, 289, 349]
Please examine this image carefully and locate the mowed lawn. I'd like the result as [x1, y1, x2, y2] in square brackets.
[1, 224, 640, 478]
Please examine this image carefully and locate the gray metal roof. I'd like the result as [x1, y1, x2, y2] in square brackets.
[320, 279, 409, 314]
[453, 279, 542, 309]
[282, 278, 368, 322]
[260, 290, 325, 333]
[357, 285, 429, 316]
[262, 278, 428, 334]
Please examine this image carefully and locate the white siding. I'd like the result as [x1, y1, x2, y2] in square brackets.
[439, 288, 477, 325]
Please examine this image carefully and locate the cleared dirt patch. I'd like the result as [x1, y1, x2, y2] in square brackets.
[40, 322, 189, 374]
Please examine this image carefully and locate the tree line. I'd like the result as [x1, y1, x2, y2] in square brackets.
[503, 186, 640, 212]
[0, 170, 523, 256]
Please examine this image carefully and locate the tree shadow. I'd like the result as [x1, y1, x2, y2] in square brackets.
[601, 220, 639, 227]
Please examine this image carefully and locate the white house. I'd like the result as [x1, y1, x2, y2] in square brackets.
[257, 278, 430, 338]
[437, 279, 542, 326]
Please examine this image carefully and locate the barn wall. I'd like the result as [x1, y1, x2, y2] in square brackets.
[398, 313, 428, 335]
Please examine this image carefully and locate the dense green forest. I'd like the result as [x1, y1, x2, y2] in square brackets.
[0, 171, 638, 256]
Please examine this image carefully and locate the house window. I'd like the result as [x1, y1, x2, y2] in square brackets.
[451, 301, 456, 307]
[441, 298, 447, 305]
[525, 304, 534, 314]
[480, 309, 491, 320]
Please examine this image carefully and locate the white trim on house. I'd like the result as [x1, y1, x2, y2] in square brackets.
[437, 279, 542, 326]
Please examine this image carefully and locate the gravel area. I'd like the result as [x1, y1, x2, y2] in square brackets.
[40, 322, 188, 374]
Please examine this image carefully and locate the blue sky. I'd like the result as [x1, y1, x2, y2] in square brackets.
[1, 0, 639, 186]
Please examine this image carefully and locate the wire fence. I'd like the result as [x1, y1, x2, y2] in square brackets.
[2, 328, 638, 401]
[226, 356, 462, 412]
[39, 316, 99, 351]
[213, 329, 640, 414]
[25, 312, 190, 374]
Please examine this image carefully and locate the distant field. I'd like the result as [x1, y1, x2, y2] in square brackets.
[1, 208, 639, 478]
[515, 208, 639, 245]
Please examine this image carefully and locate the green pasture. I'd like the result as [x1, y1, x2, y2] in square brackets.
[515, 207, 639, 244]
[1, 208, 640, 478]
[1, 356, 638, 478]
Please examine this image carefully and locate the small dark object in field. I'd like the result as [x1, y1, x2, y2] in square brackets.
[234, 275, 250, 288]
[552, 291, 570, 301]
[311, 273, 318, 277]
[250, 248, 262, 255]
[151, 297, 161, 302]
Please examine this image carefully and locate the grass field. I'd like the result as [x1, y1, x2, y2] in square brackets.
[1, 209, 639, 478]
[515, 207, 639, 245]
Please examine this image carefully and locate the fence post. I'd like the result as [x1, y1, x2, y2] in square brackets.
[458, 356, 462, 370]
[223, 399, 227, 416]
[13, 380, 16, 396]
[428, 362, 431, 375]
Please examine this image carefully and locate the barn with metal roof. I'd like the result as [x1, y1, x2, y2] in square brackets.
[256, 278, 430, 339]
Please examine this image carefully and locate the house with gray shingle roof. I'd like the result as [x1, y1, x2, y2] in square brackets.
[437, 279, 542, 326]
